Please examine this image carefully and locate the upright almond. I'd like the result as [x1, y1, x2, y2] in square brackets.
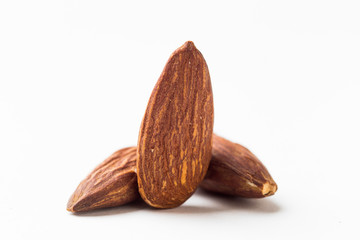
[137, 41, 214, 208]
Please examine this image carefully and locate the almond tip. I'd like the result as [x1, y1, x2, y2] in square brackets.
[66, 206, 74, 212]
[262, 182, 278, 196]
[182, 41, 195, 50]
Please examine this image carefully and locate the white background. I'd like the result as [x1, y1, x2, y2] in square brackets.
[1, 1, 359, 239]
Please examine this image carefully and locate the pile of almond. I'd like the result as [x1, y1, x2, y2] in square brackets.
[67, 41, 277, 212]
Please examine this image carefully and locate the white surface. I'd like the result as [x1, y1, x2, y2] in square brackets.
[1, 1, 359, 239]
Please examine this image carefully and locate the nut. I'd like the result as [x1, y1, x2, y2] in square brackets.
[67, 147, 139, 212]
[200, 134, 278, 197]
[67, 41, 278, 212]
[67, 134, 277, 212]
[136, 41, 214, 208]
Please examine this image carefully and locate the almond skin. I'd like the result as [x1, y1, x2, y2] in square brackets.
[200, 134, 278, 197]
[137, 41, 214, 208]
[67, 134, 277, 212]
[67, 147, 139, 212]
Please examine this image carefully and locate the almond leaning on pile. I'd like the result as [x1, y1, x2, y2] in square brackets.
[67, 41, 278, 212]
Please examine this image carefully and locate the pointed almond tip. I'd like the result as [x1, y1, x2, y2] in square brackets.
[262, 182, 278, 196]
[67, 202, 75, 212]
[182, 41, 196, 50]
[67, 202, 85, 213]
[67, 206, 74, 212]
[67, 198, 88, 212]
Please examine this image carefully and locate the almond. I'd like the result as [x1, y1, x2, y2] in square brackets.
[67, 147, 139, 212]
[137, 41, 214, 208]
[67, 133, 277, 212]
[200, 134, 278, 197]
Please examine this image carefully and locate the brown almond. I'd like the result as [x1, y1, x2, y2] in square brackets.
[200, 134, 278, 197]
[67, 147, 139, 212]
[67, 133, 277, 212]
[137, 41, 214, 208]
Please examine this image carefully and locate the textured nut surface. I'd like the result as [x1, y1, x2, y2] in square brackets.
[137, 41, 214, 208]
[200, 134, 278, 197]
[67, 132, 277, 212]
[67, 147, 139, 212]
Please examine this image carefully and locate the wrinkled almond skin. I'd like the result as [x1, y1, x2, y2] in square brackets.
[200, 134, 278, 197]
[137, 41, 214, 208]
[67, 147, 139, 212]
[67, 133, 277, 212]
